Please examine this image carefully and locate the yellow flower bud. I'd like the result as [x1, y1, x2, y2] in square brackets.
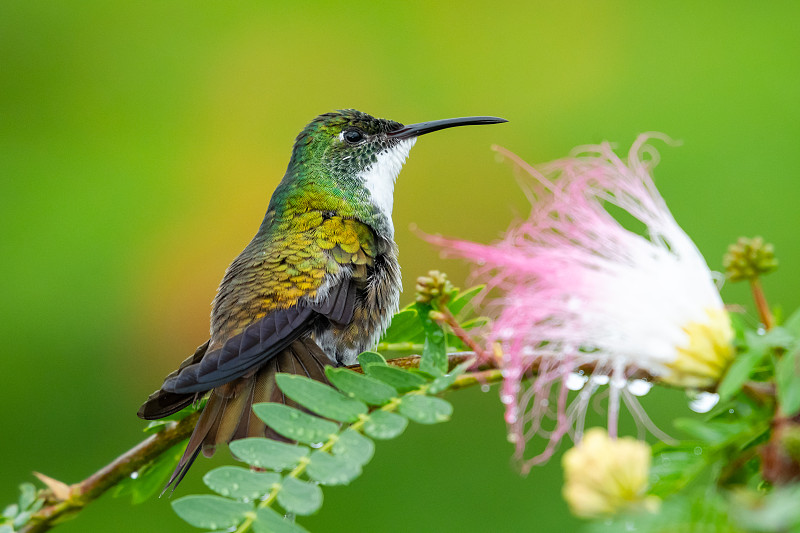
[663, 308, 735, 388]
[562, 428, 659, 518]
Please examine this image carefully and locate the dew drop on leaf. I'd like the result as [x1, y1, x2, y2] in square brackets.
[688, 392, 719, 413]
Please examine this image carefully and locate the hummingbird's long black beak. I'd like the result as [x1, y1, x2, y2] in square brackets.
[388, 116, 508, 139]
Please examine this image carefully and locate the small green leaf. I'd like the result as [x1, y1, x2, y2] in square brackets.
[649, 447, 708, 497]
[673, 418, 751, 447]
[730, 485, 800, 532]
[3, 504, 18, 519]
[325, 367, 398, 406]
[26, 499, 43, 515]
[398, 395, 453, 424]
[717, 350, 763, 401]
[252, 404, 338, 445]
[13, 511, 32, 529]
[364, 364, 428, 391]
[745, 328, 796, 355]
[429, 358, 474, 394]
[115, 441, 184, 504]
[203, 466, 280, 500]
[363, 410, 408, 440]
[416, 302, 447, 376]
[276, 374, 368, 422]
[358, 351, 387, 368]
[143, 403, 204, 433]
[171, 495, 252, 529]
[776, 349, 800, 416]
[380, 309, 424, 344]
[332, 429, 374, 467]
[459, 316, 489, 330]
[276, 477, 323, 516]
[18, 483, 36, 511]
[784, 307, 800, 337]
[764, 327, 798, 350]
[0, 524, 14, 533]
[447, 285, 484, 316]
[306, 451, 362, 485]
[252, 507, 309, 533]
[230, 438, 309, 471]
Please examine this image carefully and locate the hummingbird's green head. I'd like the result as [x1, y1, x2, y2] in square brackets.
[280, 109, 507, 237]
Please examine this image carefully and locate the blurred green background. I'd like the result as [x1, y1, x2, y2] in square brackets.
[2, 1, 799, 532]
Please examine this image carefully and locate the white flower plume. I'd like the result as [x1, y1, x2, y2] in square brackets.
[426, 134, 734, 470]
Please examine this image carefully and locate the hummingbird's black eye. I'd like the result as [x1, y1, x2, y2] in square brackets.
[343, 129, 364, 144]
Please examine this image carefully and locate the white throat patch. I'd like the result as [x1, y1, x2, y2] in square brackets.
[359, 138, 416, 223]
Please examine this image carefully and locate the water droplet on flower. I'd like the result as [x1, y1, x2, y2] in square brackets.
[565, 372, 588, 391]
[501, 393, 515, 404]
[480, 384, 490, 393]
[693, 447, 703, 456]
[507, 433, 518, 443]
[591, 375, 610, 386]
[729, 408, 735, 414]
[688, 392, 719, 413]
[757, 327, 766, 335]
[541, 399, 549, 407]
[311, 442, 324, 449]
[130, 471, 139, 480]
[627, 379, 652, 397]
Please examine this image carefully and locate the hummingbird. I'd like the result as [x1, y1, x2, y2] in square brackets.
[137, 109, 507, 491]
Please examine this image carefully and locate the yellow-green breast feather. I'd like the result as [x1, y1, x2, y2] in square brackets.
[210, 212, 376, 347]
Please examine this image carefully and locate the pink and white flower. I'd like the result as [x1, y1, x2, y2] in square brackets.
[427, 134, 734, 470]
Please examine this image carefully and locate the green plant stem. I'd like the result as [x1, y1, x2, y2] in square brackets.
[435, 306, 495, 364]
[17, 352, 667, 533]
[15, 355, 461, 533]
[750, 277, 775, 330]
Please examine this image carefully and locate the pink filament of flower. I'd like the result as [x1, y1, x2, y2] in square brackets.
[426, 133, 685, 467]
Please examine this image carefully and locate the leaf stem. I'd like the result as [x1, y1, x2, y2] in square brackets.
[233, 392, 420, 533]
[750, 277, 775, 330]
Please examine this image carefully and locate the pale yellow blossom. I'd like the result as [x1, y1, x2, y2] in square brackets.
[562, 428, 659, 518]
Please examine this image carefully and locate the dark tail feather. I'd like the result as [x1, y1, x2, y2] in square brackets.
[138, 341, 211, 420]
[161, 387, 226, 495]
[161, 337, 331, 494]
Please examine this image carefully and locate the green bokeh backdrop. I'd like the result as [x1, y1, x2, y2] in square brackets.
[1, 2, 798, 532]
